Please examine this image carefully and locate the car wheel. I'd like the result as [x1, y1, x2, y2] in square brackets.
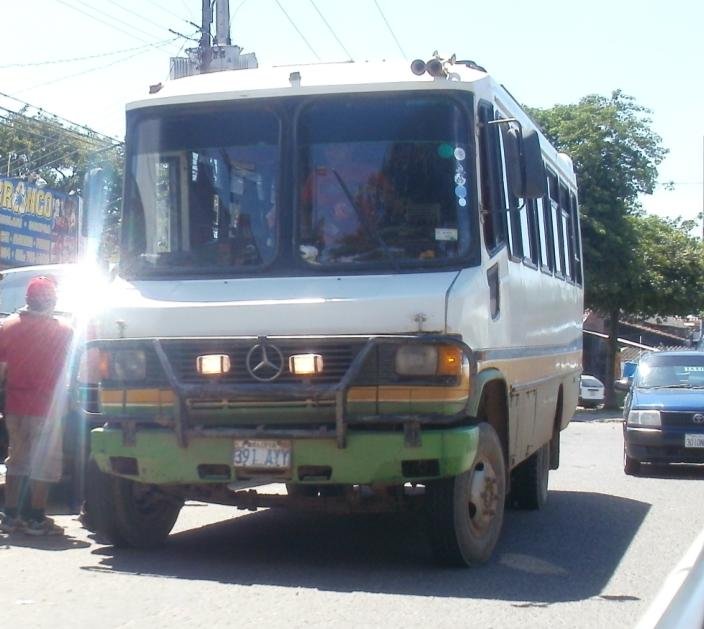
[623, 445, 641, 476]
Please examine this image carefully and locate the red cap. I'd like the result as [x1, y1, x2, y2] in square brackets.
[26, 275, 58, 310]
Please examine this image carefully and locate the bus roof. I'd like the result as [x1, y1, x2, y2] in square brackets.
[126, 59, 491, 111]
[126, 58, 576, 188]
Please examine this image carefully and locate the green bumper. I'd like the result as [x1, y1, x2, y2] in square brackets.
[91, 425, 479, 485]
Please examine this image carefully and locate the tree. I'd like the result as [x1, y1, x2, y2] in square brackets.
[529, 91, 704, 407]
[0, 109, 123, 262]
[628, 214, 704, 316]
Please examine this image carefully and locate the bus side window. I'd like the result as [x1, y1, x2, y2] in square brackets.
[526, 198, 541, 266]
[535, 196, 549, 269]
[499, 122, 523, 261]
[478, 102, 507, 253]
[559, 184, 572, 280]
[542, 171, 556, 272]
[570, 192, 583, 284]
[547, 170, 562, 275]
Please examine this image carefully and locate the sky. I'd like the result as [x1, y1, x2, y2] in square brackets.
[1, 0, 702, 226]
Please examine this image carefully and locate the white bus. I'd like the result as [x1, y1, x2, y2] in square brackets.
[83, 54, 583, 566]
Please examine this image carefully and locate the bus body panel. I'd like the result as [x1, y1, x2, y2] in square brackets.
[98, 272, 458, 339]
[91, 424, 480, 485]
[447, 247, 581, 466]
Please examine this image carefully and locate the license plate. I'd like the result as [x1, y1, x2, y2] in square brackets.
[233, 439, 292, 470]
[684, 434, 704, 448]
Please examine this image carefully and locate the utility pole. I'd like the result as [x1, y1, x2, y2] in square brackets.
[199, 0, 213, 74]
[214, 0, 231, 46]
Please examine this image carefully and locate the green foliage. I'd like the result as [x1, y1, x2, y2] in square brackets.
[526, 90, 704, 318]
[628, 214, 704, 317]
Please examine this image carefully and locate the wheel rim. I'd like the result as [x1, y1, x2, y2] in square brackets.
[131, 483, 171, 518]
[467, 456, 500, 535]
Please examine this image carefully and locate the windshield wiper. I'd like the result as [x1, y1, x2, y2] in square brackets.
[331, 169, 401, 273]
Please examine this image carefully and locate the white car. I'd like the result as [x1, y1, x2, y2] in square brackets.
[0, 262, 107, 319]
[579, 375, 605, 408]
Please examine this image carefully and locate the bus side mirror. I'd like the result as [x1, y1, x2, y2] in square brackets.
[502, 126, 524, 201]
[82, 167, 108, 239]
[520, 129, 547, 199]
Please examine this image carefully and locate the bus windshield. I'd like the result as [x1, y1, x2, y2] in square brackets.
[121, 94, 475, 277]
[295, 96, 474, 267]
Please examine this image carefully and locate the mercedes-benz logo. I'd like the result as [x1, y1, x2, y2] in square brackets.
[692, 413, 704, 424]
[246, 338, 284, 382]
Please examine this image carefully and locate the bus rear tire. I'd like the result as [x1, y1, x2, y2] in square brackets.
[510, 443, 550, 510]
[85, 460, 182, 548]
[426, 423, 506, 567]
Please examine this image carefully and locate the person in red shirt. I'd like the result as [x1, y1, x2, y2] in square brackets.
[0, 275, 73, 536]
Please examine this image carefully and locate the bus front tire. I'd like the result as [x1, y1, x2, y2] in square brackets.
[85, 460, 182, 548]
[426, 423, 506, 567]
[510, 443, 550, 510]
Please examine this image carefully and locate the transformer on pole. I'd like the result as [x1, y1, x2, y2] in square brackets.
[170, 0, 257, 79]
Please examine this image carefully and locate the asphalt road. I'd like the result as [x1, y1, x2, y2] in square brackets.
[1, 409, 703, 628]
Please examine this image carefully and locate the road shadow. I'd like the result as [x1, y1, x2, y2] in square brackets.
[572, 408, 623, 423]
[1, 526, 90, 551]
[84, 489, 650, 604]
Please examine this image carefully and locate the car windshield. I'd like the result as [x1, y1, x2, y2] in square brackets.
[120, 94, 477, 278]
[581, 376, 602, 387]
[635, 355, 704, 388]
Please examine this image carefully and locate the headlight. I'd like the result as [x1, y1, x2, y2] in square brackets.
[100, 349, 147, 382]
[627, 409, 661, 427]
[395, 344, 463, 377]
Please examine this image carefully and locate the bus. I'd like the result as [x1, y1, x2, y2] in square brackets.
[82, 54, 583, 566]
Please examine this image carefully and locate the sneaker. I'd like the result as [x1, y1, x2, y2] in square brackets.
[0, 513, 26, 534]
[23, 516, 63, 537]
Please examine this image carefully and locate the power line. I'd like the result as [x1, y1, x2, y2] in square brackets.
[0, 40, 176, 69]
[0, 122, 112, 171]
[71, 0, 168, 40]
[274, 0, 321, 61]
[15, 38, 179, 95]
[0, 116, 85, 152]
[56, 0, 160, 45]
[105, 0, 180, 35]
[372, 0, 406, 59]
[147, 0, 194, 22]
[0, 110, 110, 149]
[232, 0, 250, 18]
[0, 92, 121, 144]
[309, 0, 353, 61]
